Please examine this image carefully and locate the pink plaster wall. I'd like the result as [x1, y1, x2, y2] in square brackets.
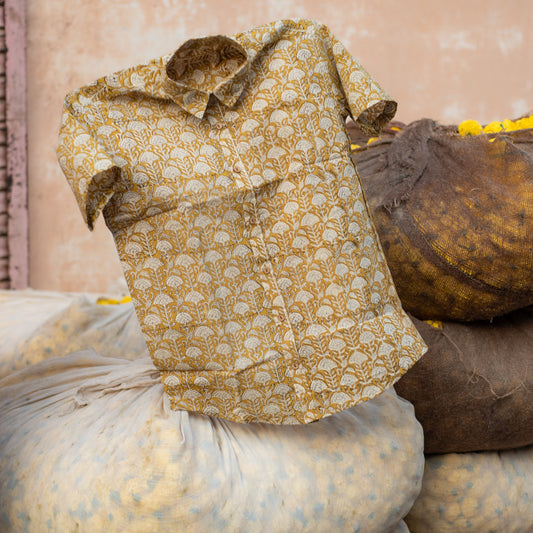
[27, 0, 533, 293]
[6, 0, 29, 289]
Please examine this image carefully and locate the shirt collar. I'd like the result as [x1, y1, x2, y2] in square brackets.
[163, 35, 251, 119]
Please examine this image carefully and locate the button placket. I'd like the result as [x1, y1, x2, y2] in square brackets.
[251, 230, 297, 370]
[212, 102, 247, 185]
[245, 204, 296, 362]
[205, 107, 226, 140]
[213, 104, 300, 378]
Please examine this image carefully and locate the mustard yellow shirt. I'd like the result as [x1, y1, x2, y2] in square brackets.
[57, 19, 427, 424]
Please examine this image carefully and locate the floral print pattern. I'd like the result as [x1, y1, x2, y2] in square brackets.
[57, 19, 426, 424]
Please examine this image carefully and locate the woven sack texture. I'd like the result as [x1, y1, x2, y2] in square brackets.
[395, 307, 533, 453]
[0, 352, 423, 533]
[405, 444, 533, 533]
[0, 290, 147, 378]
[349, 119, 533, 321]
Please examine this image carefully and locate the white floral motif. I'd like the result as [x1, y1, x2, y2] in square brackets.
[56, 18, 427, 425]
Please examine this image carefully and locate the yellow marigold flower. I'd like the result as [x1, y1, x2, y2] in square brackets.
[97, 297, 119, 305]
[483, 121, 504, 134]
[424, 320, 443, 329]
[514, 115, 533, 130]
[97, 296, 132, 305]
[502, 119, 519, 131]
[458, 119, 482, 136]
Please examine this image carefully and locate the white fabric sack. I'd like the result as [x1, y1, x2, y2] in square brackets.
[405, 446, 533, 533]
[0, 289, 146, 377]
[0, 351, 423, 532]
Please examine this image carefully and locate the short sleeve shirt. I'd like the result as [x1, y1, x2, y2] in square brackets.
[57, 18, 427, 424]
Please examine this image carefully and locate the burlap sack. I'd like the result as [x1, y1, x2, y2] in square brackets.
[394, 307, 533, 453]
[349, 119, 533, 321]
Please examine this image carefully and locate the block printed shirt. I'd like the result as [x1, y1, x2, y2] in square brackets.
[56, 19, 427, 424]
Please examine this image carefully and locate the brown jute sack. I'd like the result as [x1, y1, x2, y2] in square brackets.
[394, 307, 533, 453]
[349, 119, 533, 321]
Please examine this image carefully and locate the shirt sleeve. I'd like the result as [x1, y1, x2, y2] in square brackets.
[56, 103, 120, 231]
[320, 24, 397, 136]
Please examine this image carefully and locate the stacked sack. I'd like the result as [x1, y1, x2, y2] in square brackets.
[350, 115, 533, 322]
[349, 115, 533, 532]
[0, 290, 424, 532]
[0, 289, 147, 378]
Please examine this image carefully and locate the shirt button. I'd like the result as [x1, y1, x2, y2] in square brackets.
[233, 163, 242, 173]
[262, 265, 271, 274]
[250, 217, 258, 224]
[291, 361, 300, 370]
[214, 122, 224, 130]
[278, 313, 286, 322]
